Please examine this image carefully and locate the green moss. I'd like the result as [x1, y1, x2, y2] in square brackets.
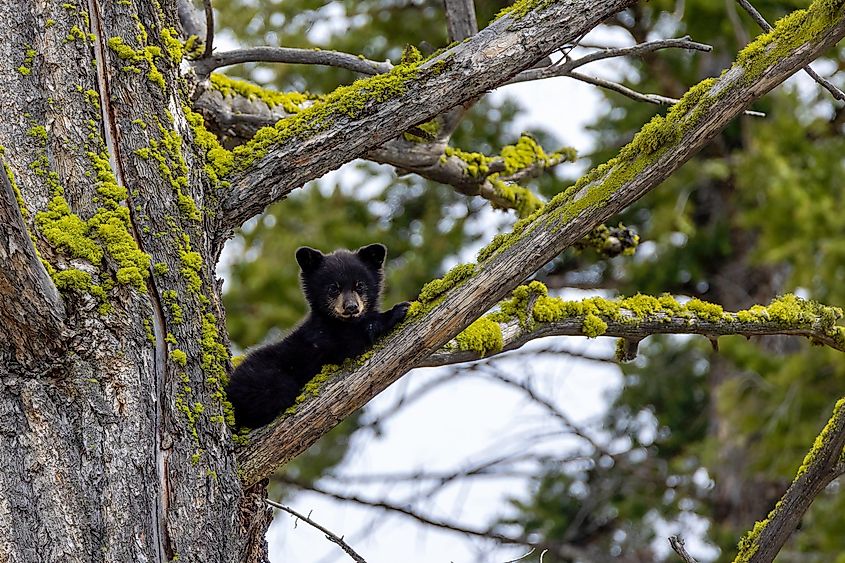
[107, 36, 166, 90]
[160, 28, 183, 64]
[17, 46, 36, 75]
[489, 178, 543, 218]
[66, 25, 87, 42]
[170, 349, 187, 366]
[209, 73, 312, 114]
[200, 312, 235, 428]
[407, 263, 476, 319]
[454, 317, 503, 356]
[403, 118, 439, 143]
[53, 268, 111, 314]
[490, 281, 548, 328]
[143, 318, 156, 343]
[230, 60, 424, 170]
[154, 262, 169, 275]
[84, 89, 100, 110]
[582, 313, 608, 338]
[183, 105, 234, 184]
[494, 0, 557, 20]
[136, 123, 202, 220]
[4, 162, 27, 218]
[443, 146, 493, 177]
[736, 0, 845, 83]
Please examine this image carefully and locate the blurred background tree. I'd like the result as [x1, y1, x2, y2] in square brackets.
[212, 0, 845, 560]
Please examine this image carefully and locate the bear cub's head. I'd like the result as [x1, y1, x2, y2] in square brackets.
[295, 243, 386, 321]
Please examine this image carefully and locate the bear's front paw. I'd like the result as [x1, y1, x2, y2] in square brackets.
[387, 301, 411, 325]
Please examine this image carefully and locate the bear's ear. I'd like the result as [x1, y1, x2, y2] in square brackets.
[296, 247, 324, 272]
[356, 243, 387, 269]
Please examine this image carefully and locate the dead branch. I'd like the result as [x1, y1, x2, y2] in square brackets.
[267, 499, 368, 563]
[202, 0, 214, 58]
[669, 535, 699, 563]
[193, 46, 392, 77]
[278, 476, 594, 561]
[443, 0, 478, 42]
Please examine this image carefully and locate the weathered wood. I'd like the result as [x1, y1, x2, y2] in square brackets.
[236, 3, 845, 487]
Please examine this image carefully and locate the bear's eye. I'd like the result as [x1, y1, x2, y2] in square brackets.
[354, 281, 365, 292]
[327, 284, 340, 296]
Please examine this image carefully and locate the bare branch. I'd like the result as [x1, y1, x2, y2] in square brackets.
[443, 0, 478, 42]
[202, 0, 214, 59]
[0, 162, 66, 366]
[279, 477, 594, 561]
[235, 7, 845, 487]
[669, 536, 699, 563]
[193, 46, 393, 77]
[267, 499, 368, 563]
[563, 71, 765, 117]
[736, 0, 845, 101]
[732, 399, 845, 563]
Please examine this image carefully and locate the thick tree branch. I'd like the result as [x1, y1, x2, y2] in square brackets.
[235, 1, 845, 487]
[669, 536, 699, 563]
[736, 0, 845, 101]
[732, 398, 845, 563]
[419, 291, 845, 367]
[193, 47, 392, 77]
[216, 0, 639, 239]
[0, 162, 66, 365]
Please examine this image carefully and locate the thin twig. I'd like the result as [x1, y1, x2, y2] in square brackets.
[735, 0, 845, 101]
[566, 71, 766, 117]
[278, 477, 593, 561]
[266, 499, 368, 563]
[193, 46, 392, 77]
[669, 535, 699, 563]
[202, 0, 214, 58]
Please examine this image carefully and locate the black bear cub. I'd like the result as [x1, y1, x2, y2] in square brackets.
[226, 244, 410, 429]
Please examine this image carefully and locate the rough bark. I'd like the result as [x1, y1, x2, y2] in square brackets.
[0, 0, 241, 561]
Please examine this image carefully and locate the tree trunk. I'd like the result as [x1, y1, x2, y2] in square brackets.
[0, 1, 245, 560]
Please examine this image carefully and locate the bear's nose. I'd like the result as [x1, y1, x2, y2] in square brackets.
[344, 301, 360, 315]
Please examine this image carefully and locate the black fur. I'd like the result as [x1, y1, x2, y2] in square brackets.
[226, 244, 410, 429]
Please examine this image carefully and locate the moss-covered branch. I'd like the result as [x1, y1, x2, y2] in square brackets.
[419, 284, 845, 367]
[235, 0, 845, 488]
[214, 0, 639, 238]
[731, 399, 845, 563]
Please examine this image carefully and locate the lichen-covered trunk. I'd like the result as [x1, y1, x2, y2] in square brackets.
[0, 1, 263, 561]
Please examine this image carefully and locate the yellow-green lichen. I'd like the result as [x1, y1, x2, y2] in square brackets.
[107, 36, 166, 90]
[183, 105, 234, 184]
[736, 0, 845, 84]
[495, 0, 557, 20]
[407, 263, 476, 318]
[160, 28, 183, 64]
[154, 262, 169, 275]
[170, 348, 187, 366]
[403, 118, 439, 143]
[201, 312, 235, 428]
[143, 318, 155, 343]
[230, 60, 424, 170]
[18, 46, 36, 75]
[209, 73, 313, 114]
[489, 281, 548, 328]
[582, 313, 608, 338]
[53, 268, 111, 314]
[454, 316, 503, 356]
